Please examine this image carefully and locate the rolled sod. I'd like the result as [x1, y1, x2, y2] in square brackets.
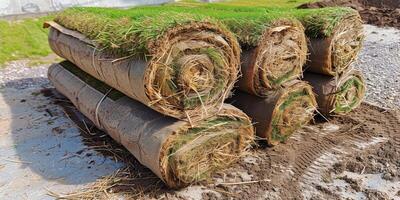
[170, 3, 309, 96]
[237, 19, 307, 96]
[295, 7, 364, 76]
[48, 61, 254, 188]
[49, 5, 308, 99]
[45, 8, 240, 122]
[303, 69, 366, 116]
[229, 80, 317, 146]
[180, 2, 364, 76]
[215, 3, 364, 76]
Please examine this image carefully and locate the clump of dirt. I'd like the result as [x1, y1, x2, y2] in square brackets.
[298, 0, 400, 29]
[332, 140, 400, 181]
[360, 7, 400, 28]
[297, 0, 364, 9]
[364, 189, 390, 200]
[314, 184, 339, 198]
[360, 0, 399, 8]
[339, 175, 362, 191]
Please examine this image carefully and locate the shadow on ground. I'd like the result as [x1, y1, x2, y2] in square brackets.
[0, 78, 125, 199]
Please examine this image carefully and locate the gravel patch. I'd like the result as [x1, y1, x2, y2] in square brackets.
[0, 60, 49, 89]
[353, 24, 400, 109]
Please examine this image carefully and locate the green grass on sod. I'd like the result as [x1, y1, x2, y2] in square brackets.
[0, 16, 53, 66]
[181, 0, 317, 8]
[177, 2, 358, 38]
[55, 2, 357, 58]
[54, 6, 290, 57]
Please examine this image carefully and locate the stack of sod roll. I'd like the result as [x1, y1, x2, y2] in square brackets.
[144, 2, 319, 146]
[48, 61, 253, 188]
[45, 2, 366, 188]
[200, 1, 366, 117]
[45, 7, 255, 188]
[295, 7, 366, 116]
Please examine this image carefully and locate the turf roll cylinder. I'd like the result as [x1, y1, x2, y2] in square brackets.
[238, 19, 308, 96]
[303, 69, 366, 116]
[44, 13, 240, 121]
[48, 61, 254, 188]
[230, 80, 317, 146]
[300, 8, 364, 76]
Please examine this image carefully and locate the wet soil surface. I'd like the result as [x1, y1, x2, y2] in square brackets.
[298, 0, 400, 29]
[205, 103, 400, 200]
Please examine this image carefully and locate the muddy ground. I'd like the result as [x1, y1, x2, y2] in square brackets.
[298, 0, 400, 29]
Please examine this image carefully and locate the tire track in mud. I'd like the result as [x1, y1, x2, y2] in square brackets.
[394, 136, 400, 148]
[298, 135, 389, 199]
[278, 103, 400, 197]
[290, 129, 375, 181]
[387, 110, 400, 149]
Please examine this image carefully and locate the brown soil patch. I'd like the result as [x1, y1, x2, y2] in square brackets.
[333, 140, 400, 180]
[298, 0, 400, 29]
[208, 103, 399, 199]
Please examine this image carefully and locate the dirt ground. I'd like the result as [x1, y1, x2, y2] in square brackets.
[298, 0, 400, 29]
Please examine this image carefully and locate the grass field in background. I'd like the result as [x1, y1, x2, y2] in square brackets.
[0, 16, 53, 66]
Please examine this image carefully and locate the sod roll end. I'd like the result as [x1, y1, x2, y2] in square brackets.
[48, 61, 254, 188]
[239, 19, 308, 96]
[304, 69, 366, 116]
[231, 80, 317, 146]
[301, 8, 364, 75]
